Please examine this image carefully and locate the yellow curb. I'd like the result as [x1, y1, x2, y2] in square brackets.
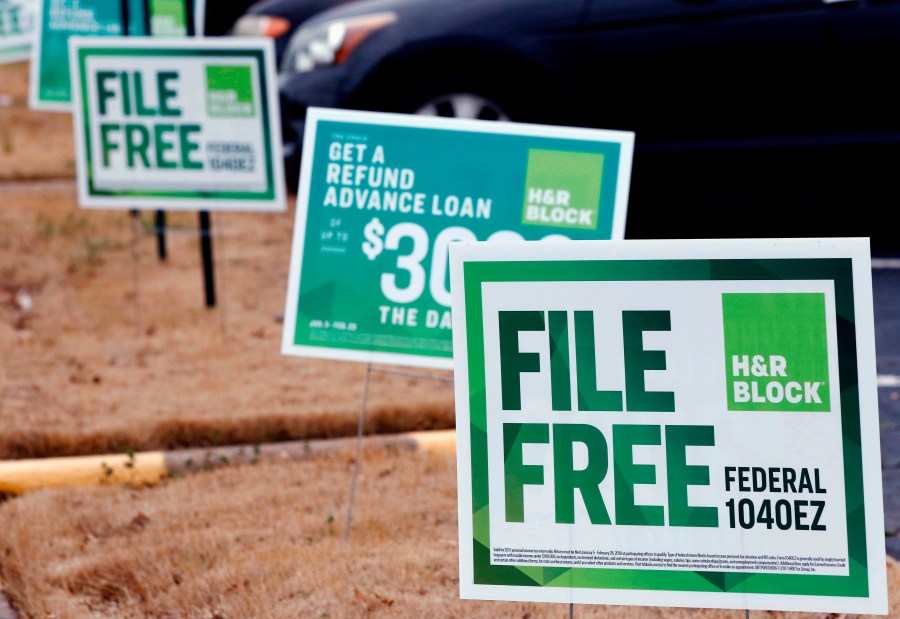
[0, 452, 166, 495]
[403, 429, 457, 455]
[0, 430, 456, 496]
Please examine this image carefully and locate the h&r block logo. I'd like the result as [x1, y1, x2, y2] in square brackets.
[521, 149, 603, 230]
[205, 64, 255, 118]
[149, 0, 188, 36]
[722, 292, 830, 412]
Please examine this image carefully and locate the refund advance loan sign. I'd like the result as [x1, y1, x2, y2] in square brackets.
[30, 0, 204, 110]
[281, 108, 633, 369]
[69, 37, 285, 211]
[449, 237, 887, 614]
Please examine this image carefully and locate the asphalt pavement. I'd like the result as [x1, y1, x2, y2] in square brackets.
[873, 258, 900, 559]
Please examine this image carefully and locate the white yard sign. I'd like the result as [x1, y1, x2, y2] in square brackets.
[450, 237, 886, 614]
[69, 37, 285, 211]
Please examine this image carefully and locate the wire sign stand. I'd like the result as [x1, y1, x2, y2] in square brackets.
[342, 363, 454, 543]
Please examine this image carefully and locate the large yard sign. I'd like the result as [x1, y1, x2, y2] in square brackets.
[29, 0, 204, 110]
[69, 37, 285, 211]
[0, 0, 34, 64]
[281, 107, 634, 368]
[449, 237, 887, 614]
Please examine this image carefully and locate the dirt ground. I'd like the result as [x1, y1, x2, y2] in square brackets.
[0, 61, 455, 460]
[0, 60, 898, 617]
[2, 442, 899, 619]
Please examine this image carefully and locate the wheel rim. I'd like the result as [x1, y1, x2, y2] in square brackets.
[414, 93, 510, 121]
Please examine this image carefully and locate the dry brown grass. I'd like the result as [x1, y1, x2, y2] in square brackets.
[0, 62, 75, 181]
[0, 58, 452, 461]
[1, 443, 896, 619]
[0, 153, 454, 460]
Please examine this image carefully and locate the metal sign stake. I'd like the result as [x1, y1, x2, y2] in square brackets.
[344, 362, 373, 543]
[199, 210, 215, 307]
[129, 209, 143, 334]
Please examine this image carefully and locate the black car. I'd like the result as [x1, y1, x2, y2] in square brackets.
[204, 0, 261, 35]
[228, 0, 351, 63]
[276, 0, 900, 249]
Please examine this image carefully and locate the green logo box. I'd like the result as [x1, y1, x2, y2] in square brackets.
[205, 64, 255, 117]
[723, 292, 830, 412]
[521, 149, 604, 230]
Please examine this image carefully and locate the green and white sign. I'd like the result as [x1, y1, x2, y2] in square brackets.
[69, 37, 285, 211]
[0, 0, 34, 64]
[449, 237, 886, 614]
[29, 0, 202, 110]
[281, 107, 634, 368]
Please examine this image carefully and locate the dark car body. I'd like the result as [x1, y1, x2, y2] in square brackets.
[204, 0, 261, 35]
[277, 0, 900, 248]
[227, 0, 351, 62]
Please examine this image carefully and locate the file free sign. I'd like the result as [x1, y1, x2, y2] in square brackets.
[449, 237, 886, 614]
[69, 37, 284, 211]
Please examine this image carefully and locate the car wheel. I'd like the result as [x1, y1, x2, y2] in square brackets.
[356, 53, 554, 123]
[413, 93, 511, 121]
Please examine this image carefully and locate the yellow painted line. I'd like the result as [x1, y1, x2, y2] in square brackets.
[0, 430, 457, 495]
[403, 429, 456, 455]
[0, 452, 167, 495]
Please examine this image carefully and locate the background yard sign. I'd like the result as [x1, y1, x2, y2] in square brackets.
[29, 0, 203, 110]
[69, 37, 285, 211]
[0, 0, 35, 64]
[281, 107, 634, 369]
[449, 237, 886, 614]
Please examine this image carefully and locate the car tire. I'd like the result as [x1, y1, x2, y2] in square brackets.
[357, 53, 555, 125]
[392, 69, 547, 124]
[412, 92, 511, 121]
